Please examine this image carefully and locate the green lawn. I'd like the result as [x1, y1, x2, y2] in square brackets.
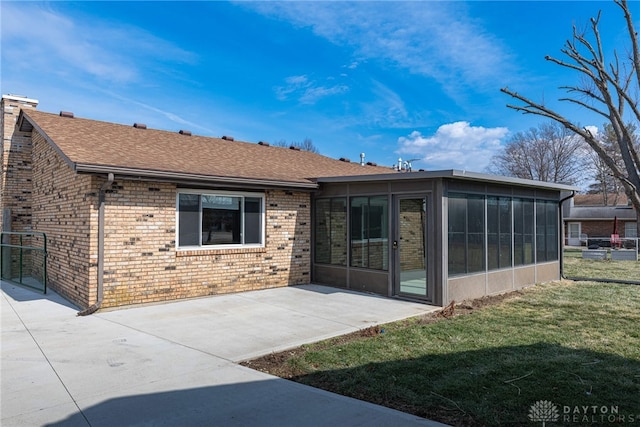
[245, 281, 640, 426]
[563, 249, 640, 281]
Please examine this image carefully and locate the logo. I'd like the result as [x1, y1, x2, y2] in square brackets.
[529, 400, 560, 426]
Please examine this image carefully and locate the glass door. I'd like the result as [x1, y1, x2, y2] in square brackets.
[395, 197, 428, 298]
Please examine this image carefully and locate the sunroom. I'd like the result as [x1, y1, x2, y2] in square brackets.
[311, 170, 576, 306]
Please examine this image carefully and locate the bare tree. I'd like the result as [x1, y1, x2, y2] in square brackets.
[487, 121, 587, 185]
[297, 137, 319, 153]
[588, 153, 623, 205]
[273, 137, 320, 153]
[586, 123, 639, 204]
[501, 0, 640, 235]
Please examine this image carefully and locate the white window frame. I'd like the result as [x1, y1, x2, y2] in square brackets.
[568, 222, 581, 240]
[176, 189, 265, 250]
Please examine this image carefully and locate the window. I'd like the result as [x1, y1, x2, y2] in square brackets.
[513, 198, 534, 266]
[447, 193, 485, 275]
[177, 191, 264, 248]
[448, 193, 560, 275]
[487, 196, 512, 270]
[625, 222, 638, 238]
[535, 200, 558, 262]
[568, 223, 581, 240]
[314, 198, 347, 265]
[350, 196, 388, 270]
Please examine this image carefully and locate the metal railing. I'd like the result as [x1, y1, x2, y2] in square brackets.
[0, 231, 47, 293]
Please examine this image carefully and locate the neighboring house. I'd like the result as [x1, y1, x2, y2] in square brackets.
[1, 94, 577, 311]
[563, 194, 638, 247]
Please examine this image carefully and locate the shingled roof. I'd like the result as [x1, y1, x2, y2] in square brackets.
[20, 110, 392, 189]
[573, 193, 629, 207]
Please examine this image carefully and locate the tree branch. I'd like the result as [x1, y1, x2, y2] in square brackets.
[501, 0, 640, 215]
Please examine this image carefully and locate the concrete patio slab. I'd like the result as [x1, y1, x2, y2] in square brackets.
[1, 281, 446, 427]
[98, 284, 438, 362]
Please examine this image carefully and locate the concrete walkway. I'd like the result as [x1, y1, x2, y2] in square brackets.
[1, 282, 447, 427]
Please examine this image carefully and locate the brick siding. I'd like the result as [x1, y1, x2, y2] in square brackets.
[99, 184, 310, 308]
[3, 100, 313, 309]
[31, 132, 95, 306]
[572, 220, 636, 239]
[1, 97, 37, 234]
[399, 201, 426, 270]
[32, 128, 310, 308]
[1, 97, 38, 279]
[315, 206, 347, 265]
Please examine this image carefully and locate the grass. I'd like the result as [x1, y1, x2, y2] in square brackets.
[244, 281, 640, 426]
[563, 248, 640, 281]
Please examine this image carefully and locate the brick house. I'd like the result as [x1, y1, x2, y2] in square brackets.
[563, 194, 638, 247]
[1, 94, 578, 311]
[1, 95, 392, 311]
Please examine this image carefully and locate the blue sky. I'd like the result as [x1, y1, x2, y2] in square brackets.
[1, 1, 634, 172]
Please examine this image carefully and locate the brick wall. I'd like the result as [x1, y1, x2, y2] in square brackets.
[1, 96, 38, 233]
[99, 183, 311, 308]
[399, 202, 425, 271]
[577, 220, 636, 238]
[315, 201, 347, 265]
[330, 209, 348, 265]
[4, 99, 312, 309]
[1, 96, 39, 279]
[350, 240, 388, 270]
[31, 131, 96, 306]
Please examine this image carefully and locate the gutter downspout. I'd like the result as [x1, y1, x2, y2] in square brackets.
[78, 173, 114, 316]
[558, 190, 575, 280]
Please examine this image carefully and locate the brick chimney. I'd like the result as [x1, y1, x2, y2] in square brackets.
[1, 94, 39, 235]
[1, 94, 39, 140]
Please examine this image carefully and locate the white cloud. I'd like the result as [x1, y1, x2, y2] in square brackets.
[274, 75, 348, 105]
[1, 3, 200, 129]
[397, 122, 508, 171]
[2, 3, 195, 84]
[584, 125, 599, 138]
[300, 85, 349, 104]
[363, 80, 410, 128]
[102, 91, 216, 134]
[275, 75, 309, 100]
[246, 2, 516, 104]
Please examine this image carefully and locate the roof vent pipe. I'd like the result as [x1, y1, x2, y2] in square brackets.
[59, 111, 74, 118]
[360, 153, 365, 166]
[179, 130, 192, 136]
[133, 123, 147, 129]
[289, 145, 301, 151]
[339, 157, 350, 163]
[222, 135, 234, 141]
[258, 141, 270, 146]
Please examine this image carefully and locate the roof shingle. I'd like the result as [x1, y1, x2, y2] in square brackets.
[22, 110, 393, 188]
